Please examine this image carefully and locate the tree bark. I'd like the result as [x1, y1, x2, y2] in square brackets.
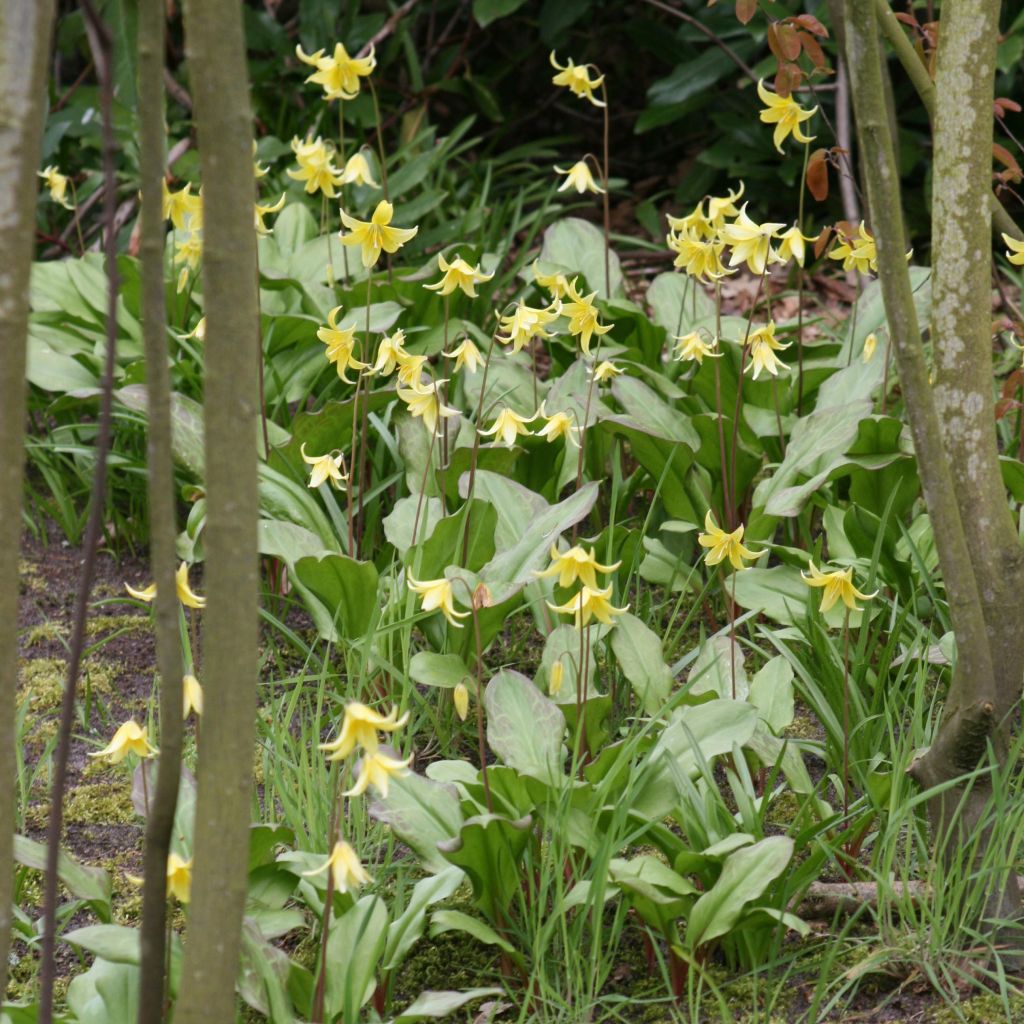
[0, 1, 55, 999]
[136, 1, 185, 1019]
[174, 0, 261, 1019]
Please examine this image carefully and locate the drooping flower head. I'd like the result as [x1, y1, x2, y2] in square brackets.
[720, 205, 786, 275]
[562, 280, 613, 355]
[166, 853, 193, 903]
[534, 543, 621, 590]
[301, 443, 347, 490]
[547, 584, 628, 628]
[125, 561, 205, 609]
[479, 407, 536, 448]
[397, 379, 458, 436]
[345, 748, 413, 798]
[39, 166, 73, 209]
[320, 701, 409, 760]
[554, 160, 605, 195]
[445, 337, 484, 374]
[801, 561, 878, 614]
[549, 52, 605, 106]
[318, 306, 369, 383]
[301, 840, 373, 894]
[533, 263, 573, 300]
[592, 360, 622, 383]
[339, 151, 380, 188]
[667, 229, 731, 283]
[496, 300, 560, 354]
[674, 331, 722, 365]
[89, 719, 158, 764]
[162, 181, 201, 230]
[744, 321, 791, 380]
[182, 673, 204, 719]
[406, 574, 470, 629]
[296, 42, 376, 101]
[288, 136, 343, 197]
[535, 404, 579, 446]
[777, 225, 819, 267]
[253, 194, 286, 236]
[697, 511, 764, 570]
[339, 199, 418, 268]
[424, 253, 494, 297]
[368, 329, 408, 377]
[828, 221, 878, 276]
[756, 79, 817, 153]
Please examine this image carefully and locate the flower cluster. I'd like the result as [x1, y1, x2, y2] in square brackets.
[537, 543, 627, 629]
[319, 701, 411, 798]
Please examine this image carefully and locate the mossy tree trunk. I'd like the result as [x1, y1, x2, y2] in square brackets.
[0, 2, 55, 999]
[174, 0, 261, 1018]
[136, 0, 186, 1018]
[844, 0, 1023, 923]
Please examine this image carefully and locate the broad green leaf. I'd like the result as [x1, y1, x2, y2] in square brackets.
[383, 867, 464, 971]
[611, 612, 674, 714]
[748, 656, 795, 733]
[484, 669, 565, 786]
[62, 925, 141, 964]
[293, 553, 379, 639]
[237, 918, 295, 1021]
[382, 495, 444, 555]
[65, 958, 138, 1024]
[325, 895, 388, 1020]
[428, 909, 515, 954]
[689, 635, 748, 702]
[684, 837, 794, 950]
[540, 217, 624, 299]
[14, 836, 110, 916]
[646, 272, 716, 336]
[472, 0, 528, 26]
[419, 499, 497, 577]
[732, 564, 858, 629]
[409, 652, 473, 691]
[393, 987, 506, 1022]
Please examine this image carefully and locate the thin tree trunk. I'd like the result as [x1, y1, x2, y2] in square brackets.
[136, 0, 185, 1018]
[174, 0, 261, 1018]
[0, 1, 55, 999]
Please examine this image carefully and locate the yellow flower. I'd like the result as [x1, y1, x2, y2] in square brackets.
[368, 329, 407, 377]
[296, 42, 376, 101]
[252, 140, 270, 179]
[445, 337, 483, 374]
[667, 202, 715, 241]
[39, 166, 73, 209]
[720, 205, 785, 275]
[555, 160, 605, 195]
[124, 561, 205, 609]
[706, 183, 745, 228]
[1002, 232, 1024, 266]
[480, 406, 536, 447]
[301, 442, 347, 489]
[828, 221, 878, 276]
[549, 52, 605, 106]
[592, 360, 622, 383]
[161, 181, 200, 230]
[697, 511, 763, 570]
[535, 404, 578, 445]
[533, 263, 573, 300]
[534, 543, 621, 590]
[345, 748, 413, 798]
[562, 280, 613, 355]
[424, 253, 494, 297]
[407, 574, 470, 628]
[548, 660, 565, 697]
[301, 840, 373, 894]
[395, 351, 430, 388]
[174, 231, 203, 293]
[777, 225, 819, 267]
[339, 151, 379, 188]
[667, 229, 731, 282]
[166, 853, 192, 903]
[340, 199, 418, 268]
[757, 79, 817, 153]
[453, 682, 470, 721]
[862, 332, 878, 363]
[744, 321, 791, 380]
[182, 673, 203, 718]
[496, 301, 560, 354]
[183, 317, 206, 342]
[88, 719, 158, 763]
[397, 380, 458, 436]
[288, 136, 343, 197]
[673, 331, 722, 364]
[318, 305, 369, 383]
[801, 561, 878, 613]
[253, 194, 286, 235]
[547, 584, 628, 628]
[320, 701, 409, 760]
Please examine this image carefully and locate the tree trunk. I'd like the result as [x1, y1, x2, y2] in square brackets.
[173, 0, 261, 1018]
[0, 1, 55, 999]
[136, 0, 186, 1019]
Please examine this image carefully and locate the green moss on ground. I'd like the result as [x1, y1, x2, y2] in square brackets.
[65, 781, 137, 826]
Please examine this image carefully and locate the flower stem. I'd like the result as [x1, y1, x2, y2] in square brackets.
[796, 140, 810, 415]
[600, 82, 611, 297]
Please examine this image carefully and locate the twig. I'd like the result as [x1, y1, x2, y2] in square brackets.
[356, 0, 421, 58]
[38, 4, 120, 1020]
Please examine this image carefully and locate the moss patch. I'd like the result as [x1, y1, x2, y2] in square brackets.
[65, 781, 137, 826]
[18, 657, 116, 715]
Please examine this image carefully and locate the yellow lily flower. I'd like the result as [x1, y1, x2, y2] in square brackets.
[801, 560, 878, 613]
[339, 151, 379, 188]
[407, 574, 470, 629]
[534, 543, 621, 589]
[535, 404, 579, 446]
[453, 682, 470, 721]
[253, 194, 286, 236]
[318, 306, 369, 383]
[395, 351, 430, 388]
[862, 332, 878, 363]
[562, 280, 613, 355]
[288, 136, 343, 197]
[548, 659, 566, 697]
[340, 199, 418, 268]
[496, 300, 560, 354]
[161, 181, 200, 230]
[368, 329, 408, 377]
[667, 228, 732, 282]
[88, 719, 158, 763]
[720, 204, 785, 275]
[345, 748, 413, 798]
[547, 584, 628, 628]
[744, 321, 791, 380]
[1001, 232, 1024, 266]
[182, 673, 203, 718]
[320, 701, 409, 760]
[555, 160, 605, 195]
[39, 166, 73, 209]
[296, 42, 376, 101]
[480, 406, 536, 447]
[674, 331, 722, 364]
[424, 252, 494, 297]
[828, 221, 883, 276]
[697, 511, 763, 570]
[592, 360, 622, 383]
[183, 317, 206, 342]
[706, 183, 745, 228]
[667, 202, 715, 241]
[166, 853, 192, 903]
[125, 562, 205, 609]
[533, 263, 573, 300]
[174, 231, 203, 293]
[301, 442, 347, 490]
[445, 337, 483, 374]
[757, 79, 817, 153]
[301, 840, 373, 893]
[777, 225, 819, 267]
[397, 380, 458, 436]
[550, 52, 605, 106]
